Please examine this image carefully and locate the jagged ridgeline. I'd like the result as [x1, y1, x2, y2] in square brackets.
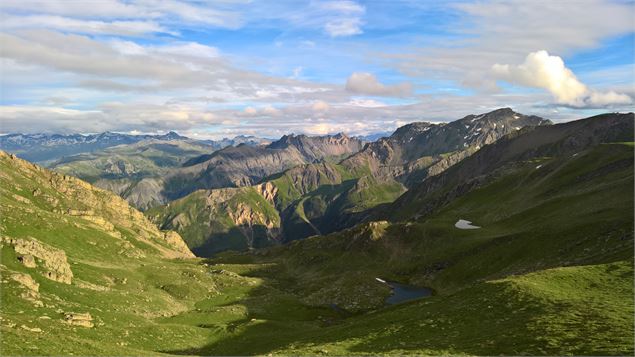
[149, 108, 551, 256]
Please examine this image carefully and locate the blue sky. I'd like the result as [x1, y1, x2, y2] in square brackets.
[0, 0, 633, 138]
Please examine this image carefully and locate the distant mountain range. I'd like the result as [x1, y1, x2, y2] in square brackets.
[0, 131, 270, 163]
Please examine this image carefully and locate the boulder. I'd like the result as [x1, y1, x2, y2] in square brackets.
[63, 312, 94, 328]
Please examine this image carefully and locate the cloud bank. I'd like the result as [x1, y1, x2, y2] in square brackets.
[493, 51, 632, 107]
[345, 72, 412, 97]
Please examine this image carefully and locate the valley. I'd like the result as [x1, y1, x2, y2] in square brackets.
[1, 110, 633, 355]
[2, 2, 633, 355]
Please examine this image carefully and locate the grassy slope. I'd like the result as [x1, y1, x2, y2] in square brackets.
[52, 140, 212, 183]
[146, 187, 281, 256]
[0, 152, 338, 356]
[191, 142, 634, 355]
[1, 143, 632, 355]
[176, 260, 632, 356]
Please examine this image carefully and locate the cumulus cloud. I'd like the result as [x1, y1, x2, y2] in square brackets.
[493, 50, 632, 107]
[399, 0, 634, 93]
[345, 72, 412, 97]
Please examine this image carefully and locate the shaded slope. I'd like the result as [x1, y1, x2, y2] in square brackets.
[50, 139, 216, 210]
[150, 108, 549, 255]
[388, 112, 634, 221]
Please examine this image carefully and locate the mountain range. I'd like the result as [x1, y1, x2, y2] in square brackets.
[1, 109, 632, 355]
[0, 131, 270, 164]
[148, 108, 551, 256]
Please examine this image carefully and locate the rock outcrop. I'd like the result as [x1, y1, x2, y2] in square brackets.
[63, 312, 94, 328]
[10, 272, 43, 307]
[3, 236, 73, 284]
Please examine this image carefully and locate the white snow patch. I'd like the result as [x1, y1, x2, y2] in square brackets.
[455, 219, 481, 229]
[471, 114, 484, 122]
[536, 164, 542, 169]
[375, 278, 387, 284]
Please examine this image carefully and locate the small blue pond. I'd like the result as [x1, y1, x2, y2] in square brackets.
[385, 281, 433, 305]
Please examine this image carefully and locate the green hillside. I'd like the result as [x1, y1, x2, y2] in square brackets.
[50, 139, 215, 210]
[149, 161, 405, 255]
[147, 186, 282, 256]
[2, 114, 633, 356]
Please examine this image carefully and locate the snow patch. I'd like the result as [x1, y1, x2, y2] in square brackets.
[471, 114, 484, 122]
[455, 219, 481, 229]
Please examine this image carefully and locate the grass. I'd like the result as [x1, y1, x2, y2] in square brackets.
[1, 142, 633, 355]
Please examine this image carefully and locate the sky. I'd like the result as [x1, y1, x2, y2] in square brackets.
[0, 0, 633, 139]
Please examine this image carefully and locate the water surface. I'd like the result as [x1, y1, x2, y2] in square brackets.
[385, 281, 433, 305]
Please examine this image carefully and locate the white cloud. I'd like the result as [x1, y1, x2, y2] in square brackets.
[313, 0, 365, 37]
[398, 0, 634, 94]
[243, 106, 258, 116]
[587, 91, 633, 107]
[292, 66, 303, 79]
[262, 105, 281, 116]
[347, 98, 386, 107]
[325, 18, 363, 37]
[0, 15, 174, 36]
[312, 100, 330, 111]
[345, 72, 412, 97]
[493, 50, 632, 107]
[0, 0, 242, 30]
